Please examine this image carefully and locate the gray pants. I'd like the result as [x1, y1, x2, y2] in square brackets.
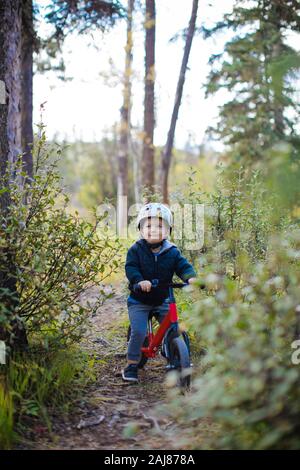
[127, 300, 170, 362]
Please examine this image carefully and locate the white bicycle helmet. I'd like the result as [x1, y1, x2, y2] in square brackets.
[137, 203, 173, 232]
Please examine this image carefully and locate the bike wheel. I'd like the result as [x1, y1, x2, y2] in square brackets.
[169, 336, 191, 390]
[127, 326, 149, 369]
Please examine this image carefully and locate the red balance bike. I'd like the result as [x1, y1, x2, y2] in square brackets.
[127, 279, 192, 389]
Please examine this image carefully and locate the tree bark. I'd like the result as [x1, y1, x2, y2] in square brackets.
[141, 0, 155, 198]
[130, 136, 141, 205]
[0, 0, 28, 351]
[117, 0, 134, 237]
[271, 24, 285, 138]
[0, 1, 22, 175]
[161, 0, 199, 204]
[21, 0, 34, 181]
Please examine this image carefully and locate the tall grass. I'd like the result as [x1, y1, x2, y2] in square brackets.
[0, 384, 15, 449]
[0, 346, 96, 449]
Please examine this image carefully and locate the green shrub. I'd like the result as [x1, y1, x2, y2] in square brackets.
[159, 157, 300, 449]
[0, 123, 123, 352]
[0, 123, 123, 448]
[161, 229, 300, 449]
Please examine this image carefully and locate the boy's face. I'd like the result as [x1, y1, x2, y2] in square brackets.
[140, 217, 169, 243]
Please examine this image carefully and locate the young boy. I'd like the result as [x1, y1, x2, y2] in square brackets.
[122, 203, 197, 382]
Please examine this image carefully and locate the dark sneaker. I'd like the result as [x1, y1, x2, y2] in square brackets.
[122, 364, 138, 383]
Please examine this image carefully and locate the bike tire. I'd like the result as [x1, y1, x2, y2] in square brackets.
[169, 336, 191, 390]
[127, 326, 149, 369]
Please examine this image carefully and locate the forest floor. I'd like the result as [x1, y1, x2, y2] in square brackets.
[20, 280, 215, 450]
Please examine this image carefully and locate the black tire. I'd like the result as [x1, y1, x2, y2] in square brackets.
[127, 326, 149, 369]
[169, 336, 191, 390]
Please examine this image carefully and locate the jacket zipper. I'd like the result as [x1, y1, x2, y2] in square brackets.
[153, 248, 172, 279]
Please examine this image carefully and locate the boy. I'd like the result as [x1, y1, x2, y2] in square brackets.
[122, 203, 197, 382]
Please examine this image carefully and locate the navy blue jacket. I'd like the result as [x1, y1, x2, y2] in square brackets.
[125, 238, 197, 306]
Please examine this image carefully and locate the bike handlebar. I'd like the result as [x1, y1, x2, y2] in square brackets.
[131, 279, 189, 293]
[131, 278, 206, 293]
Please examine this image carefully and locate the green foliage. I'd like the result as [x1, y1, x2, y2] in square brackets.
[141, 185, 163, 204]
[162, 152, 300, 449]
[44, 0, 125, 43]
[264, 143, 300, 220]
[0, 134, 129, 446]
[171, 164, 275, 276]
[0, 123, 123, 351]
[0, 346, 95, 449]
[73, 140, 119, 210]
[55, 137, 144, 212]
[165, 229, 300, 449]
[204, 0, 300, 164]
[0, 123, 124, 448]
[0, 384, 15, 449]
[207, 165, 272, 273]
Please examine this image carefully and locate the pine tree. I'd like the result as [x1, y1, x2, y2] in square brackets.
[142, 0, 156, 196]
[204, 0, 300, 164]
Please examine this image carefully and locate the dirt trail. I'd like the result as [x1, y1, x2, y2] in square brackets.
[26, 281, 193, 450]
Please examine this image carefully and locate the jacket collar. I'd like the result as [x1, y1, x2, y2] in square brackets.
[137, 238, 176, 255]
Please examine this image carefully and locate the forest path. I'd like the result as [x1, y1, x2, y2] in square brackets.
[24, 281, 208, 450]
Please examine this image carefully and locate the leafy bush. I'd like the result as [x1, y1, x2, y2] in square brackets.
[161, 225, 300, 449]
[171, 165, 275, 277]
[0, 123, 123, 352]
[0, 123, 124, 448]
[157, 157, 300, 449]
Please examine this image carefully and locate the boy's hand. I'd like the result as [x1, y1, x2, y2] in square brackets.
[188, 277, 197, 284]
[138, 280, 152, 292]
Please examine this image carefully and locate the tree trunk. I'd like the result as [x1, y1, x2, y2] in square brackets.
[130, 136, 141, 205]
[0, 0, 28, 352]
[0, 1, 22, 173]
[141, 0, 155, 198]
[117, 0, 134, 237]
[271, 39, 285, 138]
[21, 0, 34, 181]
[161, 0, 199, 204]
[261, 1, 285, 141]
